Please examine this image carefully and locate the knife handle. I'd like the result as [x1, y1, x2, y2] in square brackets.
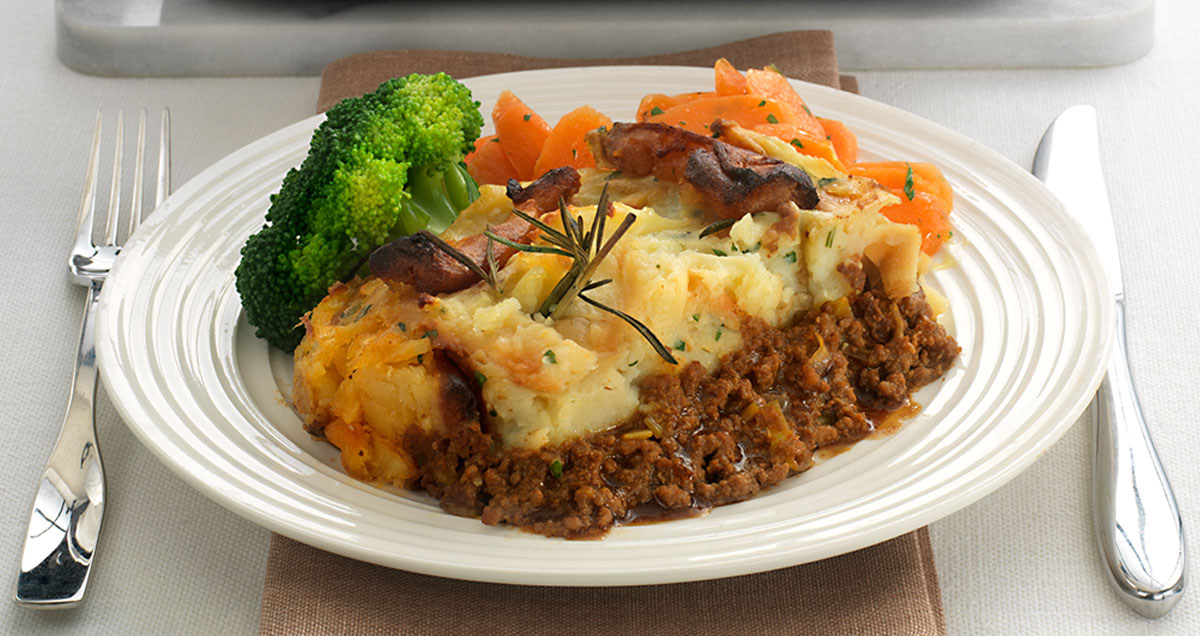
[1093, 300, 1186, 617]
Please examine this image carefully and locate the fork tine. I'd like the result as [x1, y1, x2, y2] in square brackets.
[102, 111, 124, 246]
[154, 109, 171, 209]
[127, 110, 147, 237]
[72, 112, 103, 257]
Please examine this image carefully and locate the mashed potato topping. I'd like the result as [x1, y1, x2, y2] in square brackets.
[293, 163, 928, 487]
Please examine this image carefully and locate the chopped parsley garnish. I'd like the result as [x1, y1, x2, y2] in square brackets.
[825, 228, 836, 248]
[766, 63, 782, 74]
[549, 459, 563, 478]
[790, 138, 804, 149]
[903, 163, 915, 201]
[783, 251, 797, 263]
[801, 103, 813, 116]
[692, 313, 700, 322]
[523, 113, 532, 121]
[715, 324, 725, 341]
[543, 349, 557, 364]
[422, 329, 438, 339]
[758, 100, 767, 107]
[674, 340, 686, 351]
[766, 113, 779, 124]
[818, 177, 838, 187]
[604, 170, 622, 181]
[489, 408, 498, 417]
[628, 360, 639, 367]
[474, 371, 487, 385]
[650, 106, 665, 116]
[396, 321, 407, 332]
[490, 137, 500, 143]
[712, 248, 728, 257]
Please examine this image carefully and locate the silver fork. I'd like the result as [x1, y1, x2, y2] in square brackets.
[13, 110, 170, 608]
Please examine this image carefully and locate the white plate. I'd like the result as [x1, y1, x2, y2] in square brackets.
[96, 66, 1112, 586]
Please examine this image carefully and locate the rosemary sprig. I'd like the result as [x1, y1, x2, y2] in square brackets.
[485, 234, 499, 287]
[420, 185, 678, 365]
[544, 211, 634, 319]
[422, 231, 498, 290]
[483, 230, 573, 257]
[698, 217, 737, 239]
[578, 290, 678, 365]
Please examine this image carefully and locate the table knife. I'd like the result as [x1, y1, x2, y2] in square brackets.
[1032, 104, 1186, 617]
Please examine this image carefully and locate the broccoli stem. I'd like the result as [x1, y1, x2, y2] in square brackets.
[408, 165, 459, 234]
[444, 162, 479, 211]
[394, 199, 432, 238]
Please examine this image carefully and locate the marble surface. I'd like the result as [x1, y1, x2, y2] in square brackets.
[56, 0, 1154, 76]
[3, 1, 1199, 634]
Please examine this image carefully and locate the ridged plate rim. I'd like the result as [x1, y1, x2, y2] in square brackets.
[96, 66, 1112, 586]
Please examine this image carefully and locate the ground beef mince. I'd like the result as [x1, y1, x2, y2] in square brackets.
[418, 266, 959, 538]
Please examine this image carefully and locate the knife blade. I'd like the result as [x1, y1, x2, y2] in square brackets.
[1032, 104, 1186, 617]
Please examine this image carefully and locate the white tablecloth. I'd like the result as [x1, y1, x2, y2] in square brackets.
[2, 2, 1196, 633]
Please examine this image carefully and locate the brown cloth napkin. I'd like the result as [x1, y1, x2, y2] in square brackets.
[260, 31, 944, 636]
[317, 31, 855, 113]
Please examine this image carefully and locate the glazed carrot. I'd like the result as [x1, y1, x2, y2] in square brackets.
[878, 190, 952, 255]
[744, 68, 825, 139]
[492, 90, 552, 181]
[464, 134, 491, 163]
[636, 91, 716, 122]
[816, 117, 858, 166]
[849, 161, 954, 254]
[646, 95, 801, 137]
[532, 105, 613, 177]
[465, 134, 520, 186]
[714, 58, 748, 96]
[849, 162, 953, 211]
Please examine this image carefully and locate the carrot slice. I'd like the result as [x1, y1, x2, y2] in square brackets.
[644, 94, 846, 169]
[492, 90, 552, 181]
[744, 68, 825, 139]
[714, 58, 748, 96]
[878, 190, 952, 254]
[849, 162, 953, 211]
[816, 117, 858, 166]
[532, 105, 613, 177]
[464, 134, 490, 163]
[636, 91, 716, 122]
[465, 135, 520, 186]
[646, 95, 801, 137]
[849, 161, 954, 254]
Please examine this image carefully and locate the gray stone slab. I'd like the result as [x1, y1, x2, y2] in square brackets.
[56, 0, 1155, 76]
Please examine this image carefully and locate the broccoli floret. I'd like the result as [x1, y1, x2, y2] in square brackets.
[235, 72, 484, 350]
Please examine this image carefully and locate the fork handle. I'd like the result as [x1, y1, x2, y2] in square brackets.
[1093, 299, 1186, 617]
[14, 283, 106, 608]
